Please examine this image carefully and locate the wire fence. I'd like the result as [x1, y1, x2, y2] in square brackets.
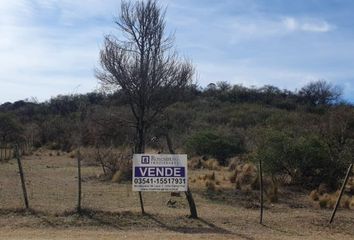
[0, 144, 14, 161]
[1, 146, 353, 225]
[0, 149, 186, 215]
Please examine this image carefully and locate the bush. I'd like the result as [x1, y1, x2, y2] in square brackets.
[0, 113, 23, 143]
[82, 146, 132, 179]
[186, 131, 244, 165]
[253, 129, 349, 189]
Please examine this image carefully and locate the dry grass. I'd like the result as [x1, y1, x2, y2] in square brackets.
[227, 157, 239, 171]
[1, 151, 354, 239]
[205, 180, 216, 192]
[188, 157, 220, 171]
[188, 157, 203, 170]
[227, 162, 279, 203]
[340, 195, 351, 209]
[80, 147, 133, 180]
[111, 164, 132, 183]
[318, 194, 331, 209]
[349, 198, 354, 210]
[346, 177, 354, 194]
[310, 187, 354, 210]
[265, 180, 278, 203]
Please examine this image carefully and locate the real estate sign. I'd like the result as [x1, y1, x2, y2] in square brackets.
[132, 154, 188, 192]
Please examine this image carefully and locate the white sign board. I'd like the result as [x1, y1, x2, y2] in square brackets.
[132, 154, 188, 192]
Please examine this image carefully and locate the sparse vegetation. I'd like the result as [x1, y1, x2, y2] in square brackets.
[1, 80, 353, 192]
[186, 131, 244, 165]
[1, 0, 354, 238]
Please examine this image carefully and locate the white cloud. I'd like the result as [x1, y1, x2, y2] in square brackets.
[0, 1, 116, 102]
[283, 17, 333, 32]
[0, 0, 351, 103]
[211, 15, 335, 45]
[283, 17, 298, 31]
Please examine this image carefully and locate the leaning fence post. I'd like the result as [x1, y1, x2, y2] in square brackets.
[165, 139, 198, 219]
[329, 163, 353, 224]
[259, 158, 264, 224]
[15, 144, 29, 209]
[185, 187, 198, 219]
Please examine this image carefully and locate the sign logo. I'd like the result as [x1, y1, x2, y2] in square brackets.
[141, 155, 150, 164]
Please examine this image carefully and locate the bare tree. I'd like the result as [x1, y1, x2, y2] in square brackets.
[96, 0, 197, 218]
[96, 0, 194, 154]
[299, 80, 342, 105]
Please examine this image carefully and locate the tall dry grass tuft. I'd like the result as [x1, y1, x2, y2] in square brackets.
[340, 195, 351, 209]
[202, 159, 220, 171]
[229, 171, 237, 184]
[349, 198, 354, 210]
[309, 190, 319, 201]
[205, 180, 216, 192]
[346, 177, 354, 194]
[188, 157, 203, 170]
[311, 186, 354, 210]
[227, 157, 240, 171]
[81, 146, 132, 181]
[229, 162, 279, 203]
[232, 163, 258, 191]
[319, 194, 331, 209]
[188, 157, 220, 170]
[111, 163, 132, 183]
[265, 180, 278, 203]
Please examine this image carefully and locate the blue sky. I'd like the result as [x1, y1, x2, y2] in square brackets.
[0, 0, 354, 103]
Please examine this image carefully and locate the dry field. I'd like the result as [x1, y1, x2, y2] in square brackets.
[0, 151, 353, 240]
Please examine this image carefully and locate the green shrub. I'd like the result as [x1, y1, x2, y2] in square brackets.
[186, 131, 244, 165]
[0, 113, 23, 143]
[253, 129, 348, 189]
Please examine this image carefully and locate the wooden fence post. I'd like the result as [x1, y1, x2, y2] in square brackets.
[77, 149, 82, 213]
[166, 136, 198, 219]
[138, 192, 145, 214]
[259, 158, 264, 224]
[329, 163, 353, 224]
[15, 145, 29, 209]
[185, 187, 198, 219]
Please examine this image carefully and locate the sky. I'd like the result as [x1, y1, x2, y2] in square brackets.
[0, 0, 354, 103]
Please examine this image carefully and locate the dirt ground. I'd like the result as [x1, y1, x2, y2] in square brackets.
[0, 151, 353, 240]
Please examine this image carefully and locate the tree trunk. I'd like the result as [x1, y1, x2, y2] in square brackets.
[165, 133, 198, 218]
[165, 132, 174, 154]
[135, 125, 146, 153]
[136, 124, 146, 215]
[95, 144, 106, 174]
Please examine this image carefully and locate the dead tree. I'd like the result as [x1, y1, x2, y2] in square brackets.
[96, 0, 193, 214]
